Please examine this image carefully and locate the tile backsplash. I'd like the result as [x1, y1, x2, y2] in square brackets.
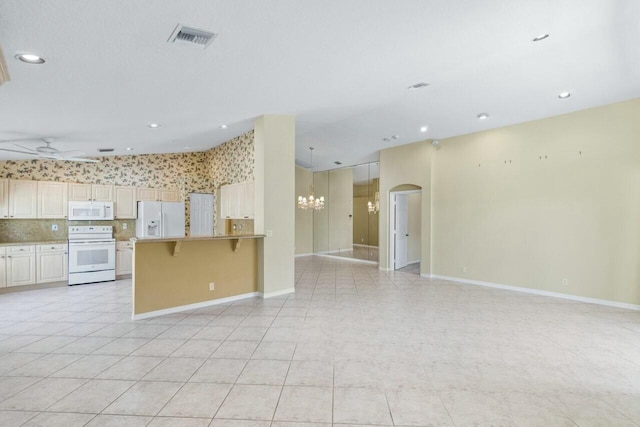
[0, 219, 136, 243]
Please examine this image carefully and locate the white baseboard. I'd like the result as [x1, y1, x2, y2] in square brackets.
[427, 274, 640, 312]
[408, 260, 420, 265]
[132, 291, 260, 320]
[295, 253, 314, 258]
[314, 253, 378, 265]
[353, 244, 379, 249]
[260, 287, 295, 298]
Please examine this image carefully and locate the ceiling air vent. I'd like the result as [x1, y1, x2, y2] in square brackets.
[408, 82, 429, 90]
[168, 24, 217, 48]
[98, 148, 114, 153]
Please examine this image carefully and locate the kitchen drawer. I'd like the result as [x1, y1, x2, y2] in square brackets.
[117, 241, 134, 250]
[37, 244, 67, 252]
[7, 245, 35, 254]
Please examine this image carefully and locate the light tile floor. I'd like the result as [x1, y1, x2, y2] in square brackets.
[0, 255, 639, 426]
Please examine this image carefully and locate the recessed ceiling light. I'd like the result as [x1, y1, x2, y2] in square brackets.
[126, 147, 133, 151]
[184, 146, 191, 149]
[148, 123, 159, 128]
[558, 91, 571, 99]
[392, 135, 400, 140]
[383, 137, 390, 142]
[220, 124, 228, 129]
[477, 113, 489, 120]
[16, 53, 45, 64]
[420, 126, 428, 133]
[533, 34, 550, 42]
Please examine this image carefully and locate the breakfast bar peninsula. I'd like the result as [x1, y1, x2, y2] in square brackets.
[132, 235, 265, 319]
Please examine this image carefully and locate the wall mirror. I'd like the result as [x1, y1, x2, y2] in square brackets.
[312, 162, 379, 262]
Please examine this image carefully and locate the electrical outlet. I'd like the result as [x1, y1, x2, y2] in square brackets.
[51, 224, 58, 231]
[266, 230, 273, 237]
[561, 278, 568, 286]
[123, 223, 128, 230]
[462, 266, 468, 273]
[209, 282, 215, 291]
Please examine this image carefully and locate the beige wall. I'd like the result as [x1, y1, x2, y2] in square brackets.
[254, 115, 296, 295]
[328, 168, 353, 252]
[379, 140, 432, 274]
[295, 166, 313, 255]
[407, 192, 421, 263]
[312, 171, 329, 253]
[432, 99, 640, 305]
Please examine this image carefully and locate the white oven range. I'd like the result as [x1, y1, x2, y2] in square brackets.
[68, 226, 116, 285]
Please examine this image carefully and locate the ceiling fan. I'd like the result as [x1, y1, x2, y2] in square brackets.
[0, 138, 99, 163]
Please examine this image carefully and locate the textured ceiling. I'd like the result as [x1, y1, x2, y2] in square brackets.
[0, 0, 639, 170]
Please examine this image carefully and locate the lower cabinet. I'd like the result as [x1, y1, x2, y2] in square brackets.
[0, 244, 68, 287]
[36, 244, 68, 284]
[5, 245, 36, 287]
[116, 241, 133, 275]
[0, 247, 6, 287]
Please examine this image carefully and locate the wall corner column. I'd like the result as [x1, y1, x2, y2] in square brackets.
[254, 115, 296, 296]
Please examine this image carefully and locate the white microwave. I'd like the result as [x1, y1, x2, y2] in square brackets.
[68, 201, 114, 221]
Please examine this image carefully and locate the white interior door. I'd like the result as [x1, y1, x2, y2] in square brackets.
[190, 193, 214, 237]
[394, 193, 409, 270]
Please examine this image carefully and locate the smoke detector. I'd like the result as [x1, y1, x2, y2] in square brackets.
[168, 24, 218, 48]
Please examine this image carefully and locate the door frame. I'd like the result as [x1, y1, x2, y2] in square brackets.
[389, 189, 421, 271]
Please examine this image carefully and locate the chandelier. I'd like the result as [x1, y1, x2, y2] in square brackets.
[368, 191, 379, 214]
[297, 147, 325, 211]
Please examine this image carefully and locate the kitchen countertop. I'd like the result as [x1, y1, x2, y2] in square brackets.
[133, 234, 265, 244]
[0, 240, 68, 246]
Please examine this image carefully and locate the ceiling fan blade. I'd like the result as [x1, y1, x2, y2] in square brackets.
[13, 143, 38, 153]
[0, 147, 40, 156]
[58, 150, 86, 158]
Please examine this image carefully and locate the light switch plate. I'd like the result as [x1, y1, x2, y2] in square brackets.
[123, 223, 128, 230]
[51, 224, 58, 231]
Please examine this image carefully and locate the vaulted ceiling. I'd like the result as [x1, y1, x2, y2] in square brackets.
[1, 0, 639, 170]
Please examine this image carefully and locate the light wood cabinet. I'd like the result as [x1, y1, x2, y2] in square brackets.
[137, 187, 159, 201]
[114, 186, 137, 219]
[8, 180, 38, 219]
[116, 241, 133, 275]
[0, 247, 6, 288]
[6, 245, 36, 287]
[137, 187, 180, 202]
[220, 181, 255, 219]
[92, 185, 113, 202]
[68, 183, 92, 201]
[36, 244, 68, 284]
[68, 183, 114, 201]
[160, 188, 180, 202]
[37, 181, 68, 219]
[0, 178, 8, 219]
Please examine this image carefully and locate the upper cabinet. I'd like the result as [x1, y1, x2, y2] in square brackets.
[8, 180, 38, 219]
[114, 186, 137, 219]
[137, 187, 180, 202]
[220, 181, 255, 219]
[37, 181, 68, 219]
[137, 187, 158, 202]
[68, 183, 114, 202]
[0, 178, 8, 219]
[160, 188, 180, 202]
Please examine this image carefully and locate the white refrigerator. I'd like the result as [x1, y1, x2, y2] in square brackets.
[136, 201, 185, 239]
